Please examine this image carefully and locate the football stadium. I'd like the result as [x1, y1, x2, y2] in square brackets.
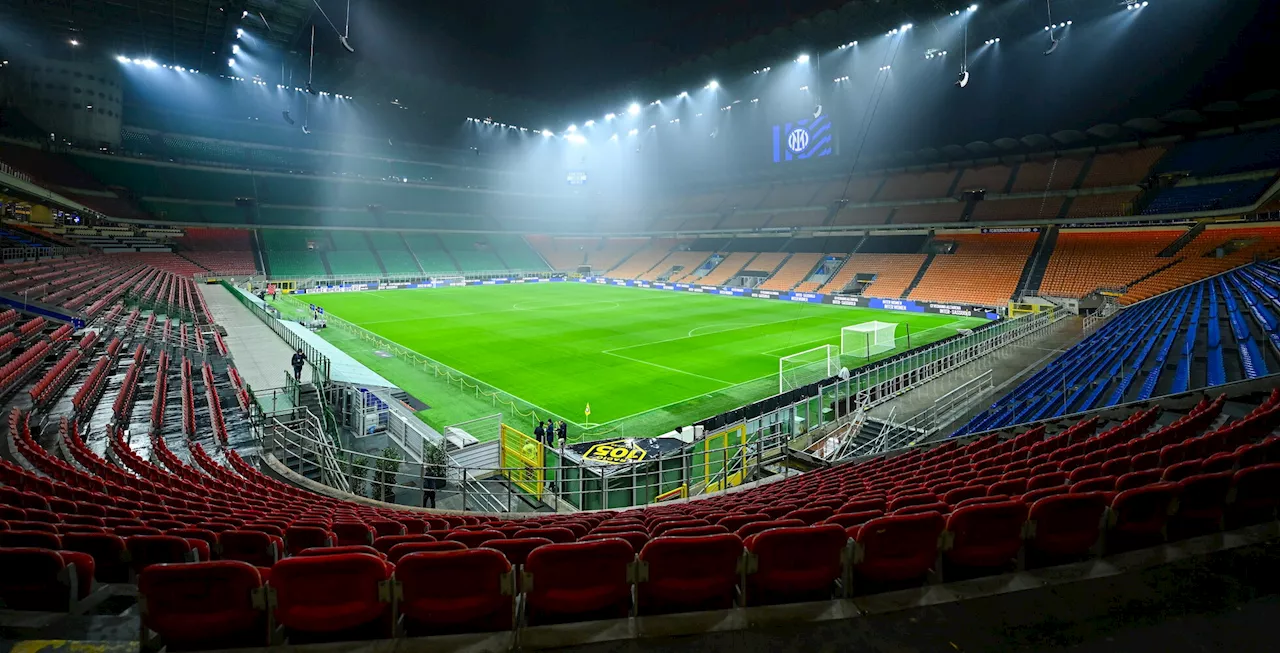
[0, 0, 1279, 649]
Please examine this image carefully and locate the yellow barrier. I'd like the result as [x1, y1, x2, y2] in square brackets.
[654, 486, 688, 503]
[500, 424, 544, 496]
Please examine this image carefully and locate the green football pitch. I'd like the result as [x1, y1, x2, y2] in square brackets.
[281, 283, 987, 441]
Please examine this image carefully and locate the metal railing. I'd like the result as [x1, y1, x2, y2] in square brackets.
[259, 407, 350, 494]
[272, 270, 560, 288]
[854, 369, 995, 457]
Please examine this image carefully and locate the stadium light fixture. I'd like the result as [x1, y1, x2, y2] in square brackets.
[116, 55, 129, 64]
[236, 28, 245, 38]
[141, 59, 157, 69]
[605, 112, 616, 121]
[584, 120, 595, 127]
[902, 23, 912, 31]
[566, 133, 586, 145]
[796, 53, 810, 63]
[969, 4, 978, 11]
[566, 124, 577, 132]
[628, 102, 641, 115]
[69, 39, 80, 46]
[706, 80, 719, 90]
[628, 128, 638, 136]
[541, 129, 553, 137]
[232, 44, 240, 54]
[678, 91, 689, 98]
[799, 85, 809, 91]
[227, 58, 235, 67]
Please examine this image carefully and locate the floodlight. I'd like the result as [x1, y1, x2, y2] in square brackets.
[116, 55, 129, 64]
[567, 124, 577, 132]
[232, 44, 240, 54]
[901, 23, 912, 30]
[706, 80, 719, 90]
[628, 128, 638, 136]
[236, 28, 245, 38]
[541, 129, 553, 137]
[141, 59, 157, 68]
[228, 58, 235, 67]
[968, 4, 978, 11]
[609, 134, 618, 141]
[69, 39, 79, 46]
[796, 53, 810, 63]
[605, 113, 616, 121]
[566, 133, 586, 145]
[628, 102, 641, 115]
[678, 91, 688, 98]
[584, 120, 595, 126]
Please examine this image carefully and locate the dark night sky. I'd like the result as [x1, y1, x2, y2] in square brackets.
[324, 0, 855, 101]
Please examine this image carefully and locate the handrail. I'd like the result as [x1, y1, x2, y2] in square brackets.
[220, 280, 331, 384]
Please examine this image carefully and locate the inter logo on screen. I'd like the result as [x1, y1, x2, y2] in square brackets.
[773, 114, 834, 163]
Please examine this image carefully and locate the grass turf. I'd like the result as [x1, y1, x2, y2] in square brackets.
[284, 282, 988, 441]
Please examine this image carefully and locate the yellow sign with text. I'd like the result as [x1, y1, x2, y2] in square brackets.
[582, 440, 648, 465]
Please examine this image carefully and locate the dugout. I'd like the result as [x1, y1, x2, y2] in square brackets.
[500, 425, 754, 510]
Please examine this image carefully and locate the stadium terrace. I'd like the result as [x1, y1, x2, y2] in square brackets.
[0, 0, 1278, 650]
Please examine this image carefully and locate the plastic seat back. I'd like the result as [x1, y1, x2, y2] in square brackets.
[513, 526, 574, 543]
[269, 553, 393, 637]
[735, 518, 804, 540]
[852, 512, 946, 584]
[373, 534, 437, 554]
[0, 547, 78, 611]
[0, 529, 61, 549]
[139, 561, 266, 650]
[445, 530, 505, 548]
[284, 526, 334, 556]
[126, 535, 194, 574]
[397, 549, 514, 635]
[637, 533, 743, 615]
[744, 525, 847, 606]
[388, 540, 467, 564]
[523, 539, 634, 626]
[220, 530, 282, 568]
[480, 537, 553, 567]
[1108, 483, 1179, 551]
[944, 501, 1029, 569]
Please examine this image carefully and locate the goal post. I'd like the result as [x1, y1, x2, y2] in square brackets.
[432, 275, 466, 286]
[779, 344, 840, 393]
[841, 321, 898, 359]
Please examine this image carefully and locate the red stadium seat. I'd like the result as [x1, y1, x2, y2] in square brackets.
[822, 510, 884, 529]
[637, 533, 743, 615]
[0, 529, 61, 549]
[388, 541, 467, 564]
[513, 526, 575, 543]
[126, 535, 198, 575]
[783, 506, 834, 525]
[659, 525, 731, 538]
[736, 518, 805, 540]
[284, 526, 334, 556]
[943, 501, 1029, 571]
[1107, 483, 1179, 553]
[220, 530, 283, 568]
[445, 530, 505, 548]
[298, 545, 384, 558]
[523, 539, 634, 626]
[139, 561, 267, 650]
[1026, 493, 1109, 562]
[715, 513, 769, 532]
[372, 534, 436, 554]
[0, 547, 93, 611]
[651, 519, 711, 537]
[60, 532, 129, 583]
[743, 525, 847, 606]
[480, 537, 553, 567]
[1172, 472, 1233, 537]
[1228, 463, 1280, 526]
[331, 522, 374, 547]
[269, 553, 394, 641]
[368, 520, 406, 538]
[581, 531, 649, 553]
[396, 549, 515, 636]
[851, 512, 946, 585]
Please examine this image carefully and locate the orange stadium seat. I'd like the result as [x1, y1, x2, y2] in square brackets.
[758, 253, 822, 291]
[818, 253, 928, 297]
[759, 182, 822, 209]
[1119, 226, 1280, 304]
[698, 252, 758, 286]
[1038, 229, 1183, 298]
[830, 206, 893, 226]
[1010, 158, 1085, 194]
[971, 197, 1066, 222]
[644, 251, 712, 281]
[608, 239, 685, 278]
[766, 210, 828, 227]
[876, 170, 958, 202]
[908, 233, 1038, 306]
[1066, 191, 1140, 218]
[955, 165, 1013, 193]
[892, 202, 964, 224]
[1080, 147, 1166, 188]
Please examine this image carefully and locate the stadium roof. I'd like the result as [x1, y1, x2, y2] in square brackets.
[0, 0, 313, 73]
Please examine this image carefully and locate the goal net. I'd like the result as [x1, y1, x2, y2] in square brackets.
[779, 344, 840, 393]
[433, 275, 466, 286]
[841, 321, 898, 359]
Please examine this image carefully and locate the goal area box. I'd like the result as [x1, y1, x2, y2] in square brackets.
[841, 321, 897, 358]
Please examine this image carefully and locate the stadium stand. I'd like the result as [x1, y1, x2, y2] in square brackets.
[439, 234, 507, 273]
[698, 252, 758, 286]
[741, 252, 787, 276]
[610, 240, 683, 279]
[818, 253, 929, 297]
[174, 228, 258, 275]
[260, 230, 328, 277]
[908, 233, 1039, 306]
[759, 182, 821, 209]
[875, 171, 957, 202]
[718, 213, 773, 230]
[1009, 158, 1086, 194]
[1120, 226, 1280, 304]
[955, 165, 1014, 193]
[1152, 128, 1280, 177]
[367, 232, 422, 275]
[970, 197, 1066, 222]
[758, 253, 822, 291]
[891, 202, 964, 225]
[1065, 191, 1140, 218]
[401, 233, 461, 274]
[960, 262, 1280, 432]
[765, 210, 828, 227]
[1037, 229, 1183, 298]
[643, 251, 711, 282]
[1080, 148, 1166, 188]
[829, 206, 893, 226]
[486, 235, 549, 271]
[1141, 179, 1273, 214]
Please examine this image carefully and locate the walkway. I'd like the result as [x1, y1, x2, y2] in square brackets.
[199, 283, 306, 404]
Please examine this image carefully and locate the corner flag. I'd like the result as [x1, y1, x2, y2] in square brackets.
[584, 403, 591, 418]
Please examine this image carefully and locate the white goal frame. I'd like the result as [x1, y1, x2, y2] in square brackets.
[841, 321, 898, 358]
[433, 275, 467, 286]
[779, 344, 840, 393]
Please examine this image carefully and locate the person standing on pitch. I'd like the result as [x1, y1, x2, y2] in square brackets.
[557, 420, 567, 445]
[534, 421, 546, 446]
[291, 348, 306, 382]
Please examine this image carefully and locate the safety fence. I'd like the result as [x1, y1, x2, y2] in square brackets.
[221, 280, 331, 385]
